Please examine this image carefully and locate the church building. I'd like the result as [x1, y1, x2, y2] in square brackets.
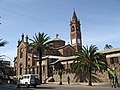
[14, 10, 82, 82]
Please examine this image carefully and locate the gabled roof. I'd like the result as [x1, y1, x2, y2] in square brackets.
[55, 44, 75, 50]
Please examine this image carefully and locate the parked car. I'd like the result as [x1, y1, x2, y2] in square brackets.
[17, 74, 37, 88]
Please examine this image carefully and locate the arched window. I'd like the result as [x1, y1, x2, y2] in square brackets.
[76, 26, 79, 31]
[20, 48, 23, 58]
[71, 26, 75, 32]
[20, 64, 22, 75]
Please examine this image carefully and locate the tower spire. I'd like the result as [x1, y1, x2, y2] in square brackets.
[70, 10, 82, 52]
[21, 33, 24, 42]
[72, 9, 77, 21]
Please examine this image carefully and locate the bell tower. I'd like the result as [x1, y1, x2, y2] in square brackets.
[70, 10, 82, 52]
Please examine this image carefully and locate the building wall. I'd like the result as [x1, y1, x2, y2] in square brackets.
[105, 52, 120, 77]
[58, 45, 75, 57]
[16, 41, 27, 77]
[14, 11, 82, 82]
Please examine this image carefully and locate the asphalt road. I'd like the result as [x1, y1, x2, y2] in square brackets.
[0, 83, 120, 90]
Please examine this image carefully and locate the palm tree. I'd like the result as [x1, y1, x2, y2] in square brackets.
[104, 44, 113, 50]
[29, 32, 51, 84]
[73, 45, 107, 86]
[0, 38, 7, 47]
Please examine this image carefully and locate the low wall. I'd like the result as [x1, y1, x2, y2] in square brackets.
[51, 71, 110, 83]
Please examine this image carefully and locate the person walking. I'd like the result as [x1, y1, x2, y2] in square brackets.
[16, 78, 20, 90]
[67, 76, 70, 84]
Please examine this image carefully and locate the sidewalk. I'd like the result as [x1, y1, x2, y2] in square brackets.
[47, 82, 112, 87]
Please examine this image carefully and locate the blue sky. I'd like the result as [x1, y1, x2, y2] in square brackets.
[0, 0, 120, 65]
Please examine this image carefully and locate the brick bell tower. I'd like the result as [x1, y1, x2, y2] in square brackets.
[70, 10, 82, 52]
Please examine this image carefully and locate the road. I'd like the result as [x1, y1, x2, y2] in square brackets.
[0, 83, 120, 90]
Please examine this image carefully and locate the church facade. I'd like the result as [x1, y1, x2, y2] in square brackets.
[14, 10, 120, 83]
[14, 11, 82, 82]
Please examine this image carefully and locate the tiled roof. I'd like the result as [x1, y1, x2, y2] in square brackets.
[55, 44, 75, 50]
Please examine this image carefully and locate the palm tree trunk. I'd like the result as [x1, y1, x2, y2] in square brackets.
[88, 66, 92, 86]
[39, 50, 42, 84]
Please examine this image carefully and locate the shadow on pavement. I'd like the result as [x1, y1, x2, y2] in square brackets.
[18, 86, 56, 89]
[34, 86, 55, 89]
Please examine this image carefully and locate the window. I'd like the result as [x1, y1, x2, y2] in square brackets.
[70, 63, 73, 69]
[31, 75, 35, 79]
[27, 76, 29, 79]
[24, 76, 26, 79]
[110, 58, 114, 64]
[76, 26, 79, 31]
[110, 57, 119, 64]
[66, 50, 68, 56]
[20, 48, 23, 58]
[28, 58, 30, 61]
[114, 57, 119, 63]
[49, 42, 53, 45]
[20, 64, 22, 75]
[71, 26, 75, 32]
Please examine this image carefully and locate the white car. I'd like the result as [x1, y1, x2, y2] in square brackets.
[17, 74, 37, 88]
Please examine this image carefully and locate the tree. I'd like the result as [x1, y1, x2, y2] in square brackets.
[29, 32, 51, 84]
[0, 38, 7, 77]
[73, 45, 107, 86]
[0, 38, 7, 47]
[104, 44, 113, 50]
